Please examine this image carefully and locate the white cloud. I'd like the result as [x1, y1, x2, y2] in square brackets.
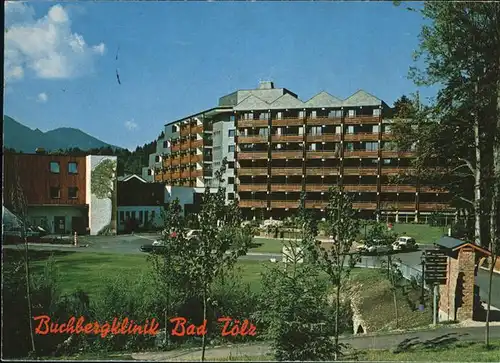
[37, 92, 48, 103]
[4, 3, 106, 81]
[124, 120, 139, 131]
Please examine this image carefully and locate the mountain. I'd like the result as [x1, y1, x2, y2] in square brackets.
[3, 115, 122, 152]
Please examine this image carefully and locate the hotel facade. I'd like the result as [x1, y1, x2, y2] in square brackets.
[145, 81, 453, 221]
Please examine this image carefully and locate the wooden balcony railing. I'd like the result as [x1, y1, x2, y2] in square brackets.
[306, 134, 341, 142]
[306, 151, 339, 159]
[270, 200, 300, 208]
[381, 151, 399, 158]
[343, 150, 379, 158]
[419, 202, 452, 211]
[191, 125, 203, 134]
[181, 170, 190, 179]
[398, 151, 416, 158]
[305, 200, 328, 209]
[238, 119, 269, 128]
[271, 184, 302, 192]
[180, 155, 190, 164]
[271, 118, 304, 126]
[343, 133, 380, 142]
[343, 167, 378, 176]
[343, 185, 378, 192]
[171, 144, 180, 152]
[171, 157, 181, 166]
[191, 139, 203, 149]
[181, 142, 191, 151]
[271, 135, 304, 143]
[191, 170, 203, 178]
[190, 154, 202, 163]
[380, 185, 417, 193]
[420, 186, 447, 193]
[271, 167, 303, 176]
[306, 116, 341, 126]
[154, 174, 163, 182]
[381, 133, 394, 141]
[238, 152, 268, 160]
[238, 135, 268, 143]
[238, 184, 268, 192]
[352, 202, 378, 209]
[237, 167, 268, 176]
[305, 184, 331, 192]
[172, 171, 181, 179]
[180, 127, 190, 137]
[271, 151, 303, 159]
[307, 168, 339, 176]
[380, 202, 416, 210]
[344, 116, 380, 124]
[239, 200, 267, 208]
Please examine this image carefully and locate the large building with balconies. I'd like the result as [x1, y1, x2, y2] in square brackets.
[145, 81, 454, 221]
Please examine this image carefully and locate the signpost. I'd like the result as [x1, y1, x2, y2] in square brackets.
[423, 249, 448, 325]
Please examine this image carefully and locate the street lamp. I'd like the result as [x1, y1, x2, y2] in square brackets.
[419, 252, 425, 311]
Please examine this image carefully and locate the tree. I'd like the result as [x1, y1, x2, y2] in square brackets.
[91, 158, 117, 233]
[394, 1, 500, 345]
[312, 186, 360, 360]
[7, 157, 36, 356]
[381, 257, 406, 329]
[183, 159, 253, 361]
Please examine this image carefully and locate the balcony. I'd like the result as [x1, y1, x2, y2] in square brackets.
[180, 155, 191, 164]
[271, 150, 303, 159]
[306, 151, 338, 159]
[381, 150, 399, 158]
[271, 117, 304, 127]
[171, 144, 180, 152]
[419, 202, 452, 211]
[343, 150, 379, 158]
[271, 134, 304, 143]
[381, 132, 394, 141]
[238, 184, 268, 192]
[181, 170, 190, 179]
[307, 116, 341, 126]
[191, 139, 203, 149]
[343, 167, 378, 176]
[190, 154, 202, 163]
[191, 125, 203, 134]
[154, 174, 163, 182]
[270, 200, 300, 208]
[180, 127, 190, 137]
[420, 186, 447, 193]
[343, 184, 378, 192]
[344, 133, 379, 142]
[381, 167, 416, 176]
[352, 202, 378, 209]
[306, 134, 341, 143]
[380, 185, 417, 193]
[344, 116, 380, 125]
[398, 151, 416, 158]
[237, 167, 268, 176]
[305, 184, 331, 192]
[271, 184, 302, 192]
[271, 167, 303, 176]
[307, 168, 339, 176]
[239, 200, 267, 208]
[238, 135, 268, 144]
[238, 152, 268, 160]
[380, 202, 416, 211]
[238, 119, 269, 128]
[191, 170, 203, 178]
[172, 171, 181, 179]
[172, 157, 181, 166]
[305, 200, 328, 209]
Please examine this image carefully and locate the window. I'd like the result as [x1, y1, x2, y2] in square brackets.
[335, 126, 342, 134]
[163, 140, 168, 148]
[311, 111, 317, 119]
[371, 159, 379, 164]
[309, 143, 317, 151]
[310, 126, 322, 136]
[155, 155, 160, 162]
[372, 125, 379, 134]
[132, 211, 136, 220]
[346, 143, 354, 151]
[298, 127, 304, 135]
[346, 126, 354, 134]
[151, 210, 156, 220]
[120, 211, 125, 222]
[228, 177, 235, 184]
[147, 169, 152, 176]
[139, 211, 143, 224]
[50, 161, 60, 173]
[145, 210, 149, 223]
[276, 112, 283, 120]
[228, 193, 235, 200]
[366, 142, 379, 151]
[230, 115, 235, 122]
[373, 108, 381, 116]
[172, 125, 178, 133]
[50, 187, 61, 199]
[68, 187, 78, 199]
[228, 145, 235, 153]
[348, 109, 356, 118]
[228, 161, 234, 169]
[228, 129, 235, 137]
[68, 162, 78, 174]
[384, 125, 392, 133]
[383, 159, 391, 164]
[299, 111, 305, 119]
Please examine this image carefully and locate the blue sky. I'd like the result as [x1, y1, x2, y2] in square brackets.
[4, 1, 432, 151]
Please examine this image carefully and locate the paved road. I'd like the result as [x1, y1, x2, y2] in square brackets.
[4, 234, 498, 306]
[131, 325, 500, 361]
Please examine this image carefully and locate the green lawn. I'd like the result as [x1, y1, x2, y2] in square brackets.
[250, 238, 287, 253]
[21, 250, 270, 297]
[390, 223, 448, 244]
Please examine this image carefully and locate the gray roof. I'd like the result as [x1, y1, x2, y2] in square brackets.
[435, 236, 466, 249]
[343, 90, 382, 107]
[304, 91, 342, 108]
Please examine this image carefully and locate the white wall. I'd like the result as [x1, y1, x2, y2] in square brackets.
[28, 206, 85, 234]
[117, 206, 163, 231]
[86, 155, 118, 235]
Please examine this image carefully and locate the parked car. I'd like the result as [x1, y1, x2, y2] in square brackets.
[357, 239, 391, 255]
[392, 236, 418, 251]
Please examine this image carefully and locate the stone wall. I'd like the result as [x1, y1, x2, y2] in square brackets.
[456, 248, 475, 321]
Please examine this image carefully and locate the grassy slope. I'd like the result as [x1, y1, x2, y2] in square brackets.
[349, 268, 433, 332]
